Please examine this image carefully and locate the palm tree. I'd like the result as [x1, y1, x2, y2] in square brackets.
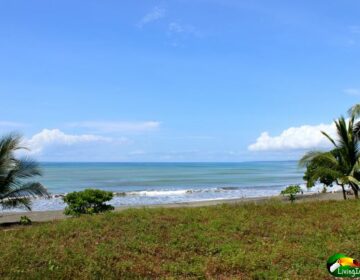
[348, 104, 360, 119]
[300, 116, 360, 199]
[0, 134, 49, 210]
[349, 104, 360, 140]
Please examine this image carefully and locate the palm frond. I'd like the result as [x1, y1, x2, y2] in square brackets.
[1, 182, 49, 200]
[321, 131, 337, 148]
[300, 115, 360, 196]
[0, 197, 32, 211]
[8, 159, 42, 179]
[0, 134, 28, 176]
[309, 166, 343, 180]
[334, 117, 349, 148]
[306, 166, 342, 188]
[353, 120, 360, 143]
[347, 176, 360, 187]
[0, 134, 49, 210]
[348, 104, 360, 118]
[0, 133, 25, 160]
[299, 151, 324, 167]
[350, 156, 360, 176]
[0, 159, 42, 192]
[299, 151, 338, 168]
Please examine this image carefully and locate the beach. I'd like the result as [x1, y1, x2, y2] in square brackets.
[0, 191, 347, 224]
[0, 161, 320, 212]
[0, 161, 346, 224]
[2, 2, 359, 277]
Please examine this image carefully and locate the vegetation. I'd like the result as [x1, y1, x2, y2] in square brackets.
[19, 216, 32, 225]
[0, 134, 49, 210]
[63, 189, 114, 216]
[303, 159, 336, 188]
[300, 107, 360, 200]
[0, 200, 358, 279]
[281, 184, 302, 202]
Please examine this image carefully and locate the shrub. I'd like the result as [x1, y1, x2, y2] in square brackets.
[281, 185, 302, 203]
[19, 216, 32, 225]
[63, 189, 114, 216]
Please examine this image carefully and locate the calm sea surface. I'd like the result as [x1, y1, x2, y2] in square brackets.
[4, 161, 314, 212]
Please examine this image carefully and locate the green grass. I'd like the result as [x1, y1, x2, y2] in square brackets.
[1, 200, 359, 279]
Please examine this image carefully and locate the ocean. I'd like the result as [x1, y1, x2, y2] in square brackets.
[4, 161, 318, 212]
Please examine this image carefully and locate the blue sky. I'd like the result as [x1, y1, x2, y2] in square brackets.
[0, 0, 359, 161]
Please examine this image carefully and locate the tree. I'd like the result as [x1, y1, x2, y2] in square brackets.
[281, 185, 302, 203]
[300, 151, 349, 200]
[349, 104, 360, 140]
[0, 134, 49, 210]
[348, 104, 360, 120]
[300, 116, 360, 199]
[63, 189, 114, 216]
[303, 158, 336, 188]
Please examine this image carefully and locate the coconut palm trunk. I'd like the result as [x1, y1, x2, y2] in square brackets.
[340, 184, 347, 200]
[351, 182, 359, 199]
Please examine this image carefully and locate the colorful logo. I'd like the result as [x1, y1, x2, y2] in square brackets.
[327, 254, 360, 278]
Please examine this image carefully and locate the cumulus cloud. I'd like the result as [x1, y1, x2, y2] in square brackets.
[138, 7, 165, 27]
[68, 121, 160, 133]
[248, 122, 337, 151]
[24, 129, 112, 154]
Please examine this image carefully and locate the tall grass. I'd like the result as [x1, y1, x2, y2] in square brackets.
[0, 200, 358, 279]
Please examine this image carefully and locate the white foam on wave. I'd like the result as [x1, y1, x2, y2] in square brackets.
[299, 183, 345, 193]
[126, 189, 190, 196]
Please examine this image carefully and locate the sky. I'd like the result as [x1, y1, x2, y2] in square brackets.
[0, 0, 359, 162]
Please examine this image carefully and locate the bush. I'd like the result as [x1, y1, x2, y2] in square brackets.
[19, 216, 32, 225]
[63, 189, 114, 216]
[281, 185, 302, 203]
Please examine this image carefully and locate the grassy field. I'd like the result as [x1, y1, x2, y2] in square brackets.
[0, 199, 359, 279]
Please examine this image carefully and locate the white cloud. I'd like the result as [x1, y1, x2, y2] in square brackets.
[138, 7, 165, 27]
[248, 122, 337, 151]
[69, 121, 160, 133]
[344, 88, 360, 96]
[168, 22, 198, 36]
[25, 129, 112, 154]
[169, 22, 186, 33]
[167, 22, 201, 47]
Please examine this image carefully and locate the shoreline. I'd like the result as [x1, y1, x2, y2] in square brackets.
[0, 191, 347, 224]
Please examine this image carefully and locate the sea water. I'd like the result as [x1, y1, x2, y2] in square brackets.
[2, 161, 324, 212]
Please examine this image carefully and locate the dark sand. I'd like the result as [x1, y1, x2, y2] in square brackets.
[0, 191, 348, 224]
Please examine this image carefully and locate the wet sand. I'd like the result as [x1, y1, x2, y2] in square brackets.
[0, 191, 347, 224]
